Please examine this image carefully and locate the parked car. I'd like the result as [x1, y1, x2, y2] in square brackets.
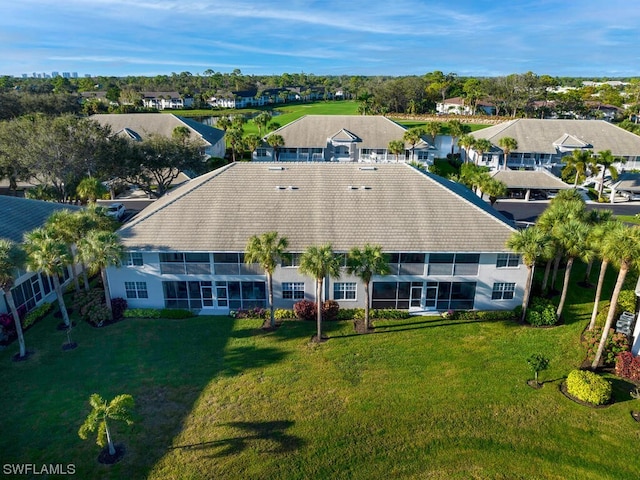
[105, 203, 126, 220]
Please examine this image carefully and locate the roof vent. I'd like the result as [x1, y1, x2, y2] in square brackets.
[288, 186, 298, 190]
[359, 166, 377, 171]
[347, 185, 358, 190]
[275, 185, 286, 190]
[360, 186, 372, 190]
[268, 166, 284, 171]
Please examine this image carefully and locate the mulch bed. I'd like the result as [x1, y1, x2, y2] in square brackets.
[11, 350, 35, 362]
[559, 381, 612, 409]
[527, 380, 543, 389]
[631, 411, 640, 423]
[353, 319, 373, 334]
[97, 444, 126, 464]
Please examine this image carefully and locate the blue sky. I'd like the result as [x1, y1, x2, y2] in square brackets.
[2, 0, 639, 78]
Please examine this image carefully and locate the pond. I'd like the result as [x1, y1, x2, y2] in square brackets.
[193, 110, 281, 127]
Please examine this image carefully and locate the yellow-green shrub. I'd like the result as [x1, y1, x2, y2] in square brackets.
[566, 369, 612, 406]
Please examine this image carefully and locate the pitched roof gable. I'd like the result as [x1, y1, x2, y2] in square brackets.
[118, 163, 515, 253]
[0, 197, 81, 243]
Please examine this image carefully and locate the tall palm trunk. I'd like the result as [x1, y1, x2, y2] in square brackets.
[4, 289, 26, 357]
[105, 420, 116, 456]
[316, 278, 323, 341]
[588, 259, 608, 330]
[52, 275, 70, 327]
[556, 257, 574, 319]
[583, 259, 594, 284]
[267, 273, 275, 328]
[364, 281, 371, 330]
[550, 253, 562, 291]
[101, 268, 112, 312]
[521, 264, 534, 322]
[592, 264, 628, 368]
[82, 263, 90, 291]
[541, 259, 552, 292]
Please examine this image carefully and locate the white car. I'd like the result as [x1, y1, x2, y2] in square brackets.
[105, 203, 126, 220]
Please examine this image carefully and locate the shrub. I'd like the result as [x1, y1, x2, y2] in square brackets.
[525, 298, 557, 327]
[293, 300, 316, 321]
[584, 327, 629, 365]
[0, 313, 14, 329]
[110, 298, 128, 321]
[160, 309, 195, 319]
[615, 352, 640, 382]
[274, 308, 294, 320]
[123, 308, 161, 319]
[336, 308, 362, 321]
[22, 302, 54, 329]
[322, 300, 340, 322]
[85, 304, 111, 327]
[526, 353, 550, 384]
[566, 369, 612, 406]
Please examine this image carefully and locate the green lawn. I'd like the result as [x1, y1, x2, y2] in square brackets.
[1, 263, 638, 479]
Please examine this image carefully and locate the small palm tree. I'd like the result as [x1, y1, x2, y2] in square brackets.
[591, 226, 640, 368]
[424, 121, 442, 145]
[387, 140, 405, 162]
[244, 134, 262, 159]
[77, 230, 125, 312]
[498, 137, 517, 170]
[254, 112, 272, 136]
[457, 134, 476, 163]
[267, 134, 285, 161]
[562, 149, 595, 186]
[506, 226, 553, 322]
[594, 150, 624, 201]
[346, 244, 390, 331]
[0, 240, 28, 358]
[78, 393, 134, 457]
[76, 177, 107, 204]
[244, 232, 288, 329]
[447, 119, 467, 156]
[299, 244, 341, 342]
[403, 128, 423, 162]
[23, 228, 72, 327]
[473, 138, 493, 166]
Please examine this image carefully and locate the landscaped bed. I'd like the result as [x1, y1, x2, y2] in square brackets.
[0, 264, 639, 479]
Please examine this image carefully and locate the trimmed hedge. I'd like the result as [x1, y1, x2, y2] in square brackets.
[566, 369, 612, 406]
[123, 308, 162, 319]
[23, 302, 54, 329]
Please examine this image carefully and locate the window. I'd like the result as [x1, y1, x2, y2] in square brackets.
[492, 282, 515, 300]
[160, 252, 211, 274]
[283, 282, 305, 300]
[162, 280, 214, 309]
[428, 253, 479, 276]
[334, 282, 356, 300]
[497, 253, 520, 268]
[125, 281, 148, 299]
[126, 252, 143, 267]
[256, 148, 268, 157]
[281, 253, 301, 267]
[372, 282, 411, 309]
[387, 252, 425, 275]
[213, 252, 260, 275]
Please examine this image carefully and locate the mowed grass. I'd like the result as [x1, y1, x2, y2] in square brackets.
[1, 263, 638, 479]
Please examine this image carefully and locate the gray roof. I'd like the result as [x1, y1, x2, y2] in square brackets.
[471, 119, 640, 156]
[611, 173, 640, 192]
[90, 113, 224, 148]
[118, 163, 515, 253]
[265, 115, 430, 150]
[490, 170, 571, 190]
[0, 196, 81, 243]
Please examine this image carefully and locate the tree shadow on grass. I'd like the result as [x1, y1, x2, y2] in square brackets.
[168, 420, 305, 457]
[220, 344, 289, 377]
[334, 317, 501, 338]
[609, 376, 638, 404]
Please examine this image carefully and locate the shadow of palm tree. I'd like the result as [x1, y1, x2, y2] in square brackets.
[169, 420, 305, 457]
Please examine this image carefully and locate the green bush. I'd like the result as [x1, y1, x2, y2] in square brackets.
[160, 309, 195, 319]
[85, 304, 111, 327]
[274, 309, 294, 320]
[22, 302, 54, 329]
[583, 326, 629, 365]
[336, 308, 363, 321]
[566, 369, 612, 406]
[525, 298, 558, 326]
[123, 308, 162, 319]
[455, 310, 516, 322]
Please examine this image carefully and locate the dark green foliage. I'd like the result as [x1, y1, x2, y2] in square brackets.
[322, 300, 340, 322]
[110, 297, 128, 321]
[526, 353, 550, 383]
[85, 304, 111, 327]
[22, 302, 53, 329]
[566, 369, 612, 406]
[525, 298, 558, 326]
[455, 310, 516, 322]
[159, 309, 196, 319]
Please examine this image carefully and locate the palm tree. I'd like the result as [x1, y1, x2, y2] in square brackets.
[562, 149, 594, 186]
[346, 244, 390, 331]
[244, 232, 288, 329]
[402, 128, 423, 162]
[552, 218, 591, 319]
[473, 138, 493, 166]
[593, 150, 624, 201]
[78, 393, 134, 457]
[46, 210, 84, 292]
[76, 177, 107, 204]
[387, 140, 405, 162]
[227, 127, 244, 162]
[0, 240, 28, 358]
[498, 137, 518, 170]
[299, 244, 341, 342]
[267, 134, 285, 161]
[506, 227, 553, 322]
[244, 134, 262, 160]
[23, 228, 72, 327]
[254, 112, 272, 136]
[77, 230, 125, 312]
[587, 220, 625, 331]
[424, 121, 442, 145]
[216, 116, 231, 132]
[478, 177, 507, 206]
[591, 226, 640, 368]
[457, 134, 476, 163]
[447, 120, 467, 156]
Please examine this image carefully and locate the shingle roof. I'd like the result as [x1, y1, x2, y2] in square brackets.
[90, 113, 224, 148]
[490, 170, 571, 189]
[0, 196, 81, 243]
[611, 173, 640, 192]
[471, 119, 640, 156]
[264, 115, 429, 149]
[118, 163, 515, 253]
